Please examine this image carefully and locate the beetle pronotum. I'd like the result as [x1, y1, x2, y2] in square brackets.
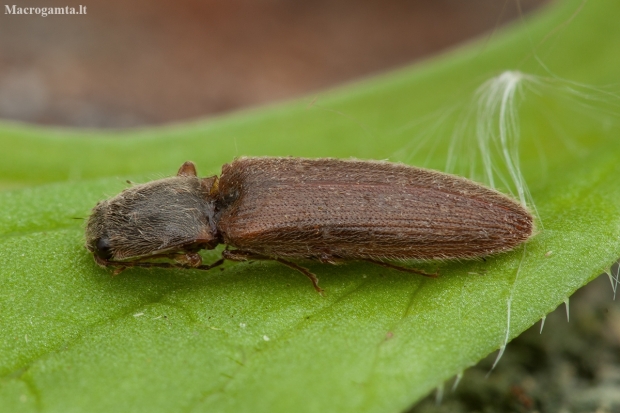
[85, 157, 533, 293]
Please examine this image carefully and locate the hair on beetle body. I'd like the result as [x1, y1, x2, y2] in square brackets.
[85, 157, 534, 293]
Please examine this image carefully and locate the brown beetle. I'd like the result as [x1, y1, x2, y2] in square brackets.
[85, 157, 533, 293]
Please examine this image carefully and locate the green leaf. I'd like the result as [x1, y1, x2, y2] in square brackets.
[2, 0, 620, 412]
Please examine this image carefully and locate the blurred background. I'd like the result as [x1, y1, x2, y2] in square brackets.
[0, 0, 547, 128]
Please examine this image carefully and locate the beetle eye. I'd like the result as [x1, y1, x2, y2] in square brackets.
[94, 237, 113, 260]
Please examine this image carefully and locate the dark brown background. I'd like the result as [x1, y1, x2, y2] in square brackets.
[0, 0, 546, 127]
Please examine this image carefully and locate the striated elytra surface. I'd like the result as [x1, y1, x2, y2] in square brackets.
[218, 157, 533, 260]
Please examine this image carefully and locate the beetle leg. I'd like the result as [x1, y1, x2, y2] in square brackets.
[274, 258, 324, 294]
[221, 249, 263, 262]
[104, 252, 224, 272]
[173, 252, 202, 267]
[116, 258, 225, 271]
[361, 259, 438, 278]
[130, 252, 204, 267]
[112, 266, 126, 276]
[222, 250, 324, 294]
